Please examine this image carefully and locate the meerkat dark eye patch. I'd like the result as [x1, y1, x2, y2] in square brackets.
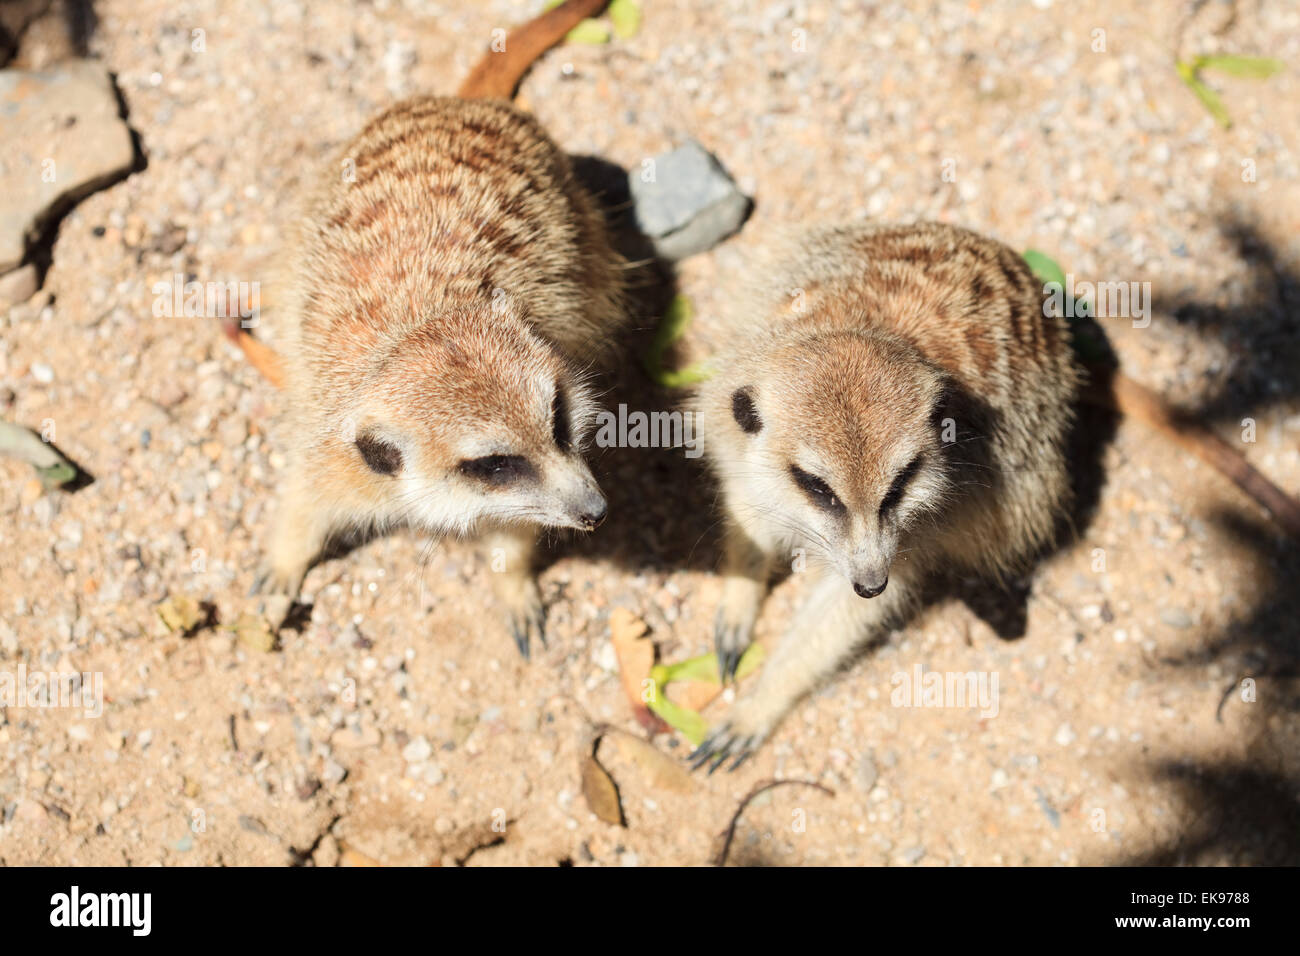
[356, 434, 402, 475]
[552, 386, 571, 451]
[732, 387, 762, 434]
[881, 454, 923, 515]
[790, 465, 845, 514]
[458, 454, 534, 487]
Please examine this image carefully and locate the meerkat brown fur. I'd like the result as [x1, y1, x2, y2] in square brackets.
[252, 0, 624, 658]
[690, 222, 1081, 769]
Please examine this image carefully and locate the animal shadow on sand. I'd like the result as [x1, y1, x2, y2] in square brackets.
[1112, 219, 1300, 865]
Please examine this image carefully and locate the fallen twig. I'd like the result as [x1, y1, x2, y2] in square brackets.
[222, 318, 285, 389]
[713, 778, 836, 866]
[1084, 364, 1300, 540]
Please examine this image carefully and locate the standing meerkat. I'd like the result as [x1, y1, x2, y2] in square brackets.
[249, 0, 623, 658]
[689, 222, 1082, 770]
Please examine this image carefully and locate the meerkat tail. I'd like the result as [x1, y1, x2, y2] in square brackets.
[456, 0, 611, 99]
[1085, 364, 1300, 539]
[222, 318, 285, 389]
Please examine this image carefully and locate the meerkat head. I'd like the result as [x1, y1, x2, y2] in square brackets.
[337, 311, 607, 537]
[719, 330, 950, 597]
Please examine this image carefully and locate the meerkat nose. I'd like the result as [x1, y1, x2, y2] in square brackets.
[853, 577, 887, 599]
[578, 499, 608, 530]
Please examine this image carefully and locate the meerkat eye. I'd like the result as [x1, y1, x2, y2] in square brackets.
[881, 454, 923, 515]
[732, 387, 762, 434]
[790, 465, 845, 514]
[458, 454, 534, 486]
[356, 434, 403, 475]
[552, 385, 571, 451]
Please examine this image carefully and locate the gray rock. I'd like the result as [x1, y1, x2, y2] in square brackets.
[0, 61, 136, 272]
[628, 141, 751, 261]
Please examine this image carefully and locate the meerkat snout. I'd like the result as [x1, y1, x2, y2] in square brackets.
[853, 579, 886, 599]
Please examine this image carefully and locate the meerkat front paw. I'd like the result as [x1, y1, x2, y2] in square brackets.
[688, 697, 780, 774]
[249, 563, 305, 631]
[499, 578, 546, 661]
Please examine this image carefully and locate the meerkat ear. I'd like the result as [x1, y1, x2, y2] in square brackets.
[356, 433, 403, 475]
[731, 387, 762, 434]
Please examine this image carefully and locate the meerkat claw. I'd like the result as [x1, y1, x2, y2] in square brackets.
[689, 724, 755, 773]
[716, 647, 737, 684]
[506, 603, 546, 661]
[713, 621, 749, 684]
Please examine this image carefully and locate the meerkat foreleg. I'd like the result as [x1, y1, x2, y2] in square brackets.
[692, 566, 913, 772]
[251, 472, 341, 626]
[715, 519, 773, 682]
[482, 526, 544, 660]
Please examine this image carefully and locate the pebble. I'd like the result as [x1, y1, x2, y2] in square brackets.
[628, 141, 752, 260]
[855, 752, 879, 792]
[899, 845, 926, 865]
[401, 735, 433, 764]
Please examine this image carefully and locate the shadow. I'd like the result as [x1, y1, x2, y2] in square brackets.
[1154, 219, 1300, 429]
[1123, 760, 1300, 866]
[541, 154, 730, 575]
[1108, 218, 1300, 865]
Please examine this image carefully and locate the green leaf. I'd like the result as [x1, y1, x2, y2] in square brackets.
[647, 646, 766, 744]
[642, 294, 716, 388]
[566, 18, 610, 44]
[660, 645, 766, 685]
[646, 694, 709, 745]
[608, 0, 642, 39]
[35, 461, 77, 490]
[1196, 54, 1283, 79]
[1022, 249, 1067, 290]
[1176, 59, 1234, 128]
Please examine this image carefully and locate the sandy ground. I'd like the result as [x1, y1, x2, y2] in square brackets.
[2, 0, 1299, 866]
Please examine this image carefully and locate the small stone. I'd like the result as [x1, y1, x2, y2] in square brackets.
[401, 735, 433, 764]
[30, 362, 54, 383]
[20, 478, 43, 506]
[628, 141, 752, 260]
[321, 759, 347, 785]
[855, 753, 879, 792]
[1054, 723, 1077, 746]
[899, 845, 926, 865]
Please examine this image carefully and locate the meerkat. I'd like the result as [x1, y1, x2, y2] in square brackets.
[249, 0, 624, 658]
[689, 222, 1082, 770]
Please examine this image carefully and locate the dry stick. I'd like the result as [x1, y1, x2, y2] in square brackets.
[1084, 364, 1300, 540]
[714, 778, 836, 867]
[222, 318, 285, 389]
